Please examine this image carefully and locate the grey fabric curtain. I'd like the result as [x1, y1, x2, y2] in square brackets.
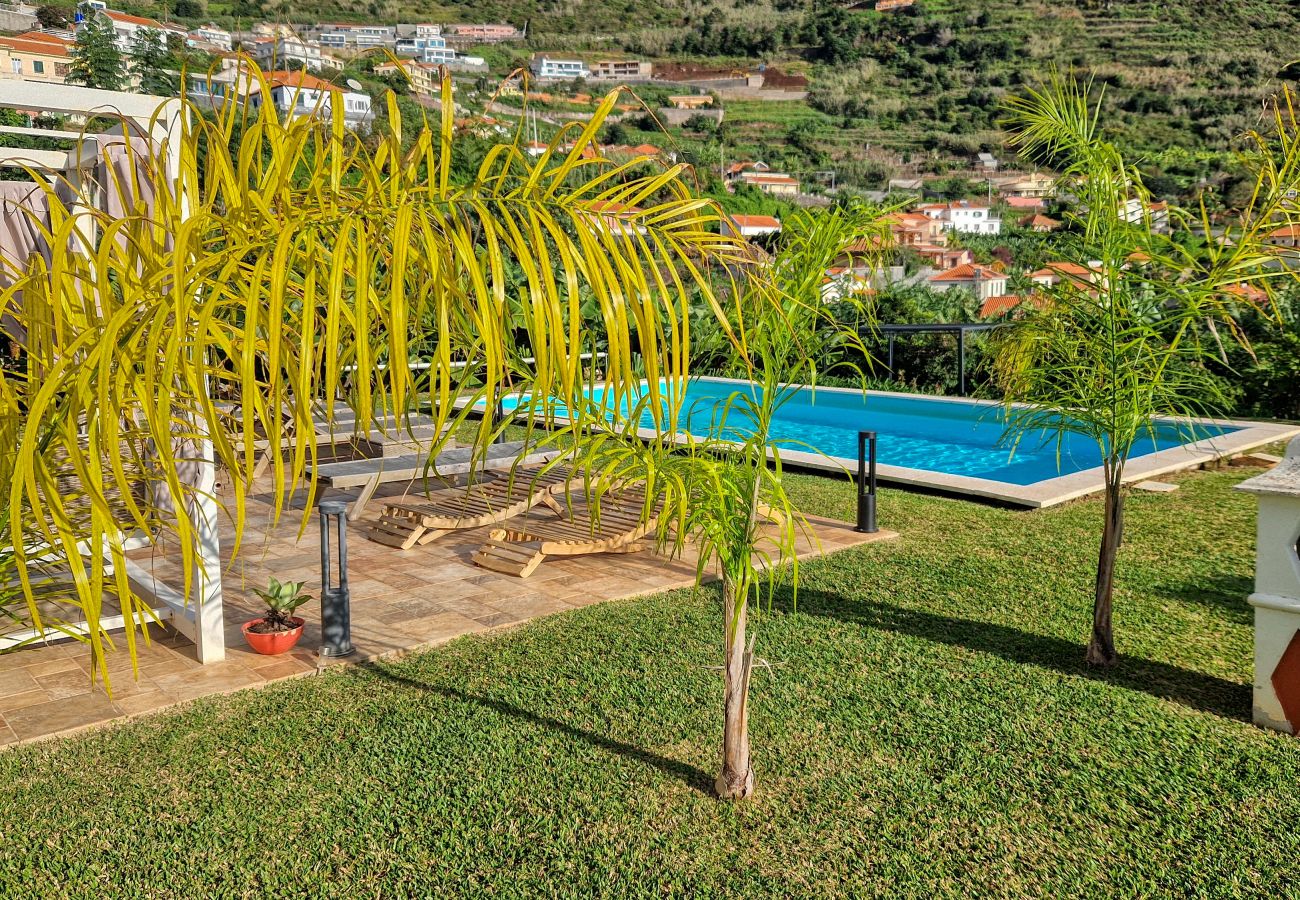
[0, 181, 55, 347]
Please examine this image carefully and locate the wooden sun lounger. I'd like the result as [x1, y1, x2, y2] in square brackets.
[310, 441, 560, 522]
[368, 467, 573, 550]
[471, 489, 659, 578]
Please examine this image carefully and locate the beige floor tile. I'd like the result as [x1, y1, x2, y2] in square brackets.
[0, 669, 41, 697]
[391, 610, 484, 645]
[250, 656, 315, 681]
[0, 689, 51, 712]
[34, 668, 96, 701]
[150, 663, 263, 702]
[0, 722, 17, 745]
[4, 693, 121, 740]
[113, 690, 180, 716]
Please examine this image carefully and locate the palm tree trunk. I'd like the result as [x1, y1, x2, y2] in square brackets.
[1087, 471, 1124, 667]
[716, 575, 755, 800]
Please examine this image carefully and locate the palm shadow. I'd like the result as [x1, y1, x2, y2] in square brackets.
[369, 666, 715, 794]
[779, 587, 1251, 722]
[1155, 574, 1254, 620]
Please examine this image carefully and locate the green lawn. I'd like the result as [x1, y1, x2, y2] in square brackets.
[3, 466, 1298, 897]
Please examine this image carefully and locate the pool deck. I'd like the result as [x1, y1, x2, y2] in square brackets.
[0, 474, 895, 749]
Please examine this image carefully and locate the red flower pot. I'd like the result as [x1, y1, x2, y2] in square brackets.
[242, 617, 306, 655]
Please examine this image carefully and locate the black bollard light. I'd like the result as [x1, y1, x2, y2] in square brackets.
[856, 430, 878, 534]
[318, 499, 356, 658]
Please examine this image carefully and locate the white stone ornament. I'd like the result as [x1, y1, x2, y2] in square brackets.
[1236, 437, 1300, 734]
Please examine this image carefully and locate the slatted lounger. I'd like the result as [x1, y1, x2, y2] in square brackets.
[368, 468, 572, 550]
[309, 441, 559, 521]
[471, 490, 659, 578]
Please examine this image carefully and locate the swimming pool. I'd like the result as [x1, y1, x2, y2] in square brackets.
[492, 377, 1299, 507]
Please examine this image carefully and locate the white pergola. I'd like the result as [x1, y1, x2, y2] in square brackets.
[0, 81, 226, 663]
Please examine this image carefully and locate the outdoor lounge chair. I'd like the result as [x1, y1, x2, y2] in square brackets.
[310, 441, 559, 521]
[367, 466, 572, 550]
[470, 488, 659, 578]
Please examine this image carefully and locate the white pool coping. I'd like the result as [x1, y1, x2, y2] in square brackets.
[471, 376, 1300, 509]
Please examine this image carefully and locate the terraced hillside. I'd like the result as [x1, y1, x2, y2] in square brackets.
[186, 0, 1300, 190]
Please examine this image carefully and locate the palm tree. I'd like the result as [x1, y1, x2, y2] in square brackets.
[993, 74, 1300, 666]
[0, 72, 754, 684]
[557, 203, 893, 798]
[1, 70, 890, 799]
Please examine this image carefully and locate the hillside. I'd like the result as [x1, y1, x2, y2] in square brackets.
[152, 0, 1300, 193]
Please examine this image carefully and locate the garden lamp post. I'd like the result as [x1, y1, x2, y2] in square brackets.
[319, 499, 356, 658]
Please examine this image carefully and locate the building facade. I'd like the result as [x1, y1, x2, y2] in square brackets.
[0, 31, 72, 84]
[531, 56, 589, 80]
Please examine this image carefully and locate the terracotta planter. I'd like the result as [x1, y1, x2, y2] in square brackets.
[241, 617, 305, 656]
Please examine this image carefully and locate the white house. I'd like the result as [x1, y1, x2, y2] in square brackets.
[248, 36, 326, 72]
[927, 262, 1008, 299]
[395, 29, 456, 65]
[722, 214, 781, 239]
[187, 22, 231, 52]
[313, 23, 396, 51]
[918, 200, 1002, 235]
[531, 56, 589, 80]
[1120, 197, 1170, 232]
[76, 5, 166, 53]
[247, 70, 372, 130]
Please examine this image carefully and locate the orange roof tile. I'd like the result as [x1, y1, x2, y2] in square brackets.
[103, 9, 165, 28]
[930, 263, 1003, 282]
[1019, 213, 1060, 229]
[979, 294, 1025, 318]
[264, 70, 344, 93]
[0, 32, 73, 55]
[728, 214, 781, 229]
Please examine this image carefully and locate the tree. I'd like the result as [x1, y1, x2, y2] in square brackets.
[561, 204, 892, 798]
[0, 74, 756, 700]
[67, 16, 125, 91]
[35, 4, 73, 28]
[129, 28, 175, 95]
[992, 75, 1300, 666]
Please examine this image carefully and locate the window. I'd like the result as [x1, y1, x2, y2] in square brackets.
[10, 59, 20, 74]
[33, 60, 44, 74]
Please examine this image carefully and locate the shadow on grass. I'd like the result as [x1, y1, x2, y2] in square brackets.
[784, 587, 1251, 722]
[370, 667, 715, 794]
[1155, 574, 1254, 620]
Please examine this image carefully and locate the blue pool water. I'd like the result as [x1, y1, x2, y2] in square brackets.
[497, 378, 1240, 486]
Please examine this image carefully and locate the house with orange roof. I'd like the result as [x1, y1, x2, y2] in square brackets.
[1029, 261, 1103, 289]
[374, 59, 441, 97]
[580, 200, 647, 238]
[738, 170, 800, 196]
[928, 262, 1008, 300]
[246, 70, 373, 129]
[1003, 196, 1046, 211]
[913, 245, 972, 269]
[80, 7, 174, 54]
[721, 214, 781, 239]
[1019, 213, 1060, 232]
[979, 294, 1028, 319]
[1267, 224, 1300, 249]
[886, 211, 946, 248]
[0, 31, 73, 84]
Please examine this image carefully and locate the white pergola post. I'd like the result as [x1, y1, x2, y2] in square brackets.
[0, 82, 226, 663]
[1236, 437, 1300, 734]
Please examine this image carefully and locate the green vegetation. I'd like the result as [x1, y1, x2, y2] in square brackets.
[2, 465, 1298, 895]
[66, 16, 125, 91]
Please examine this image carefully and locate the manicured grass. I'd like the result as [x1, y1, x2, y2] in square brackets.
[3, 466, 1299, 897]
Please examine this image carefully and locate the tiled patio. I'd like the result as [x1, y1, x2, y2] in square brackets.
[0, 474, 895, 748]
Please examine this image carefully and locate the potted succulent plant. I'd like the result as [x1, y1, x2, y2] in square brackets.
[242, 578, 313, 655]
